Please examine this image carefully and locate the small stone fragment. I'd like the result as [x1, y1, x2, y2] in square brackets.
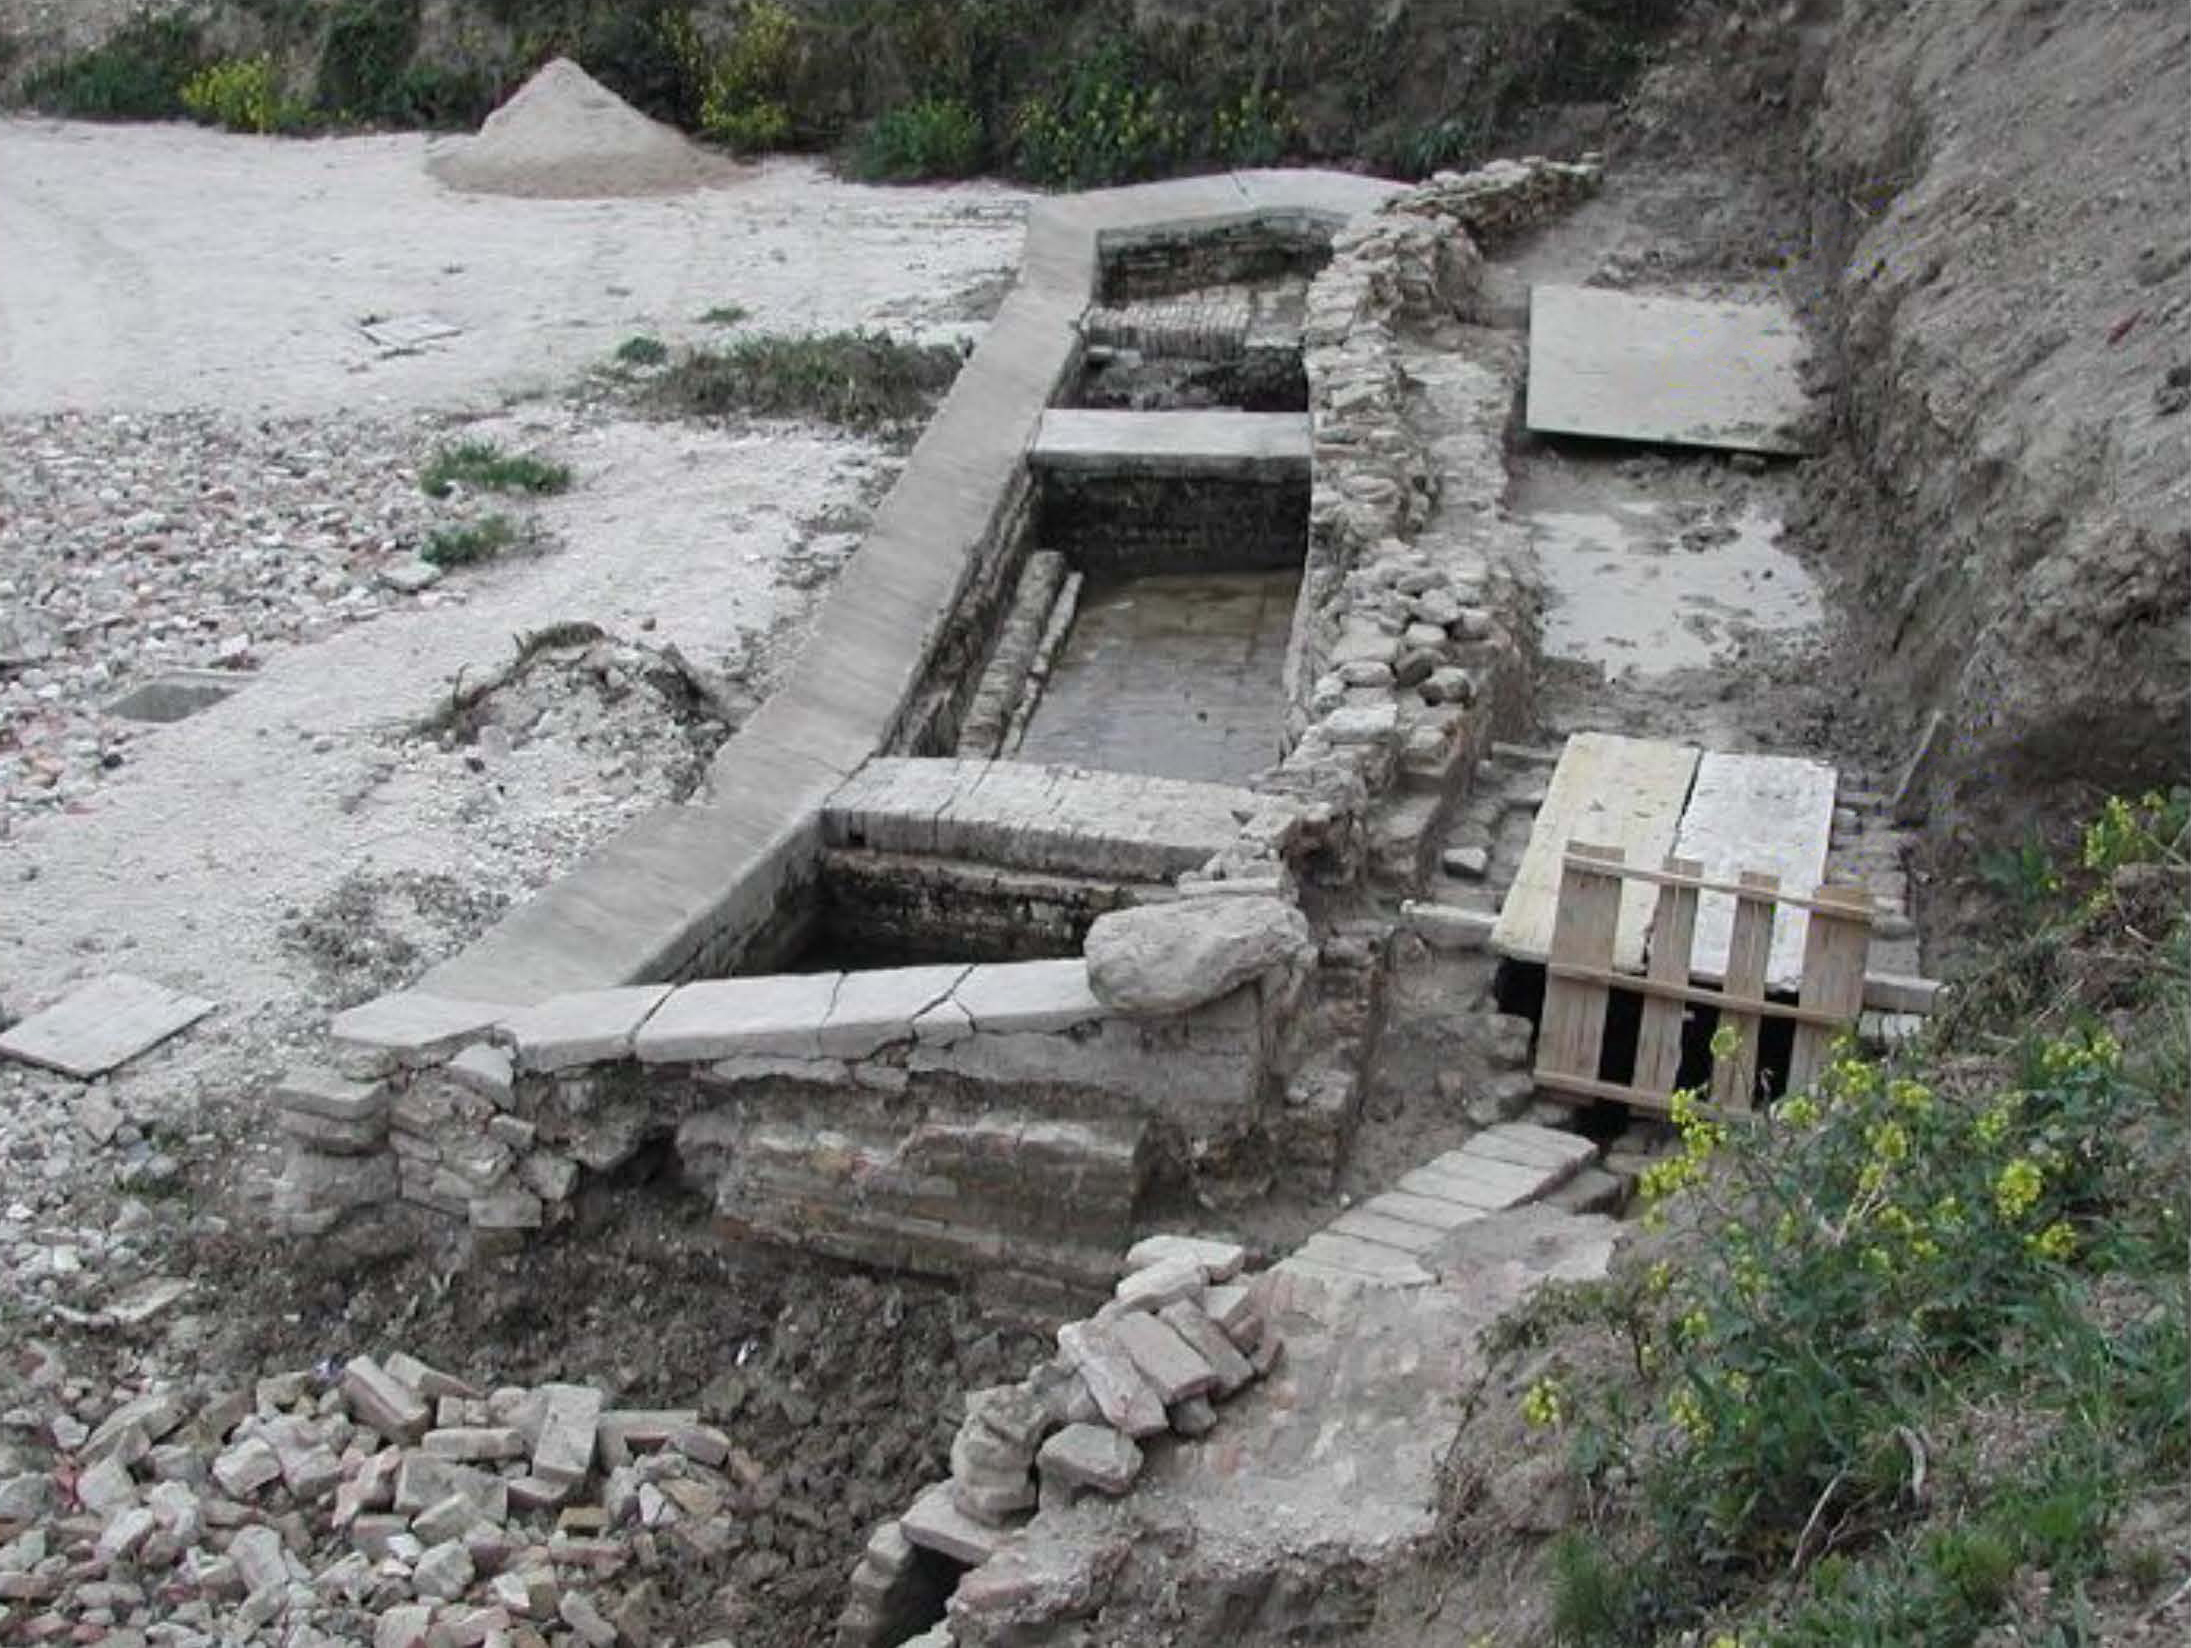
[1035, 1424, 1142, 1497]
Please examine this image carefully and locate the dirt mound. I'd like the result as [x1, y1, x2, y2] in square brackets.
[426, 56, 736, 199]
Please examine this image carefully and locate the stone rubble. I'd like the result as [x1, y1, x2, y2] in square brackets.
[0, 1341, 773, 1646]
[836, 1239, 1271, 1648]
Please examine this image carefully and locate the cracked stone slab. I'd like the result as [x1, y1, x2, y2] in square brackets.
[818, 965, 971, 1059]
[329, 992, 504, 1070]
[633, 973, 842, 1063]
[0, 973, 216, 1078]
[497, 985, 673, 1073]
[953, 960, 1106, 1035]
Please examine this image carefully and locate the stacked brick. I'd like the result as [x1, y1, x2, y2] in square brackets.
[836, 1236, 1276, 1648]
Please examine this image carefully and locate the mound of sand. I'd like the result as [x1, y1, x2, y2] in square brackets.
[426, 58, 736, 200]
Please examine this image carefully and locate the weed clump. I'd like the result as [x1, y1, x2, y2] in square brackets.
[614, 336, 670, 368]
[23, 11, 206, 121]
[651, 330, 963, 435]
[422, 513, 521, 568]
[181, 55, 304, 134]
[854, 95, 983, 181]
[316, 0, 421, 123]
[420, 440, 572, 499]
[696, 304, 750, 327]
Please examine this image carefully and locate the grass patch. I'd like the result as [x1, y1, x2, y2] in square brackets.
[420, 440, 572, 499]
[615, 335, 671, 368]
[421, 513, 521, 568]
[317, 0, 421, 122]
[696, 304, 751, 327]
[853, 94, 984, 181]
[651, 329, 964, 435]
[1479, 788, 2191, 1645]
[181, 55, 308, 134]
[23, 11, 206, 120]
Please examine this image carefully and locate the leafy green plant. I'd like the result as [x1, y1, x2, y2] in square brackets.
[1011, 47, 1189, 190]
[422, 513, 520, 568]
[1209, 88, 1296, 168]
[317, 0, 421, 122]
[1549, 1529, 1633, 1645]
[1978, 834, 2061, 912]
[696, 0, 801, 152]
[614, 335, 670, 367]
[696, 304, 750, 326]
[854, 95, 984, 181]
[420, 440, 571, 498]
[23, 11, 206, 121]
[650, 330, 964, 434]
[181, 56, 303, 134]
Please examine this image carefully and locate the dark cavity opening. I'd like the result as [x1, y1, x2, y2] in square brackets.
[106, 668, 248, 723]
[877, 1543, 970, 1647]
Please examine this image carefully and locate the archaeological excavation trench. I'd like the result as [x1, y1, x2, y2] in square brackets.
[259, 159, 1945, 1646]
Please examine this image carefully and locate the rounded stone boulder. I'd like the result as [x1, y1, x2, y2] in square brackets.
[1084, 895, 1313, 1016]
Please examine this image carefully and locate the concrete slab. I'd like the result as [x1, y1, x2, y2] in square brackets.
[1470, 1122, 1600, 1173]
[496, 985, 672, 1073]
[1671, 749, 1838, 990]
[633, 973, 843, 1064]
[818, 965, 971, 1059]
[1030, 410, 1310, 478]
[1525, 285, 1813, 455]
[1492, 732, 1701, 969]
[0, 974, 215, 1078]
[953, 960, 1106, 1035]
[328, 992, 502, 1069]
[1326, 1208, 1447, 1254]
[1359, 1191, 1488, 1233]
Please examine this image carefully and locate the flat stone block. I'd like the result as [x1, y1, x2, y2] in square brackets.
[498, 985, 672, 1073]
[1036, 1424, 1142, 1496]
[342, 1355, 429, 1443]
[330, 993, 503, 1070]
[1108, 1310, 1218, 1404]
[819, 965, 970, 1059]
[1156, 1299, 1255, 1397]
[1112, 1256, 1205, 1313]
[275, 1067, 388, 1123]
[1408, 1151, 1562, 1208]
[531, 1384, 603, 1486]
[0, 973, 215, 1078]
[900, 1482, 1003, 1567]
[1056, 1320, 1168, 1439]
[1361, 1190, 1489, 1232]
[1466, 1122, 1598, 1173]
[953, 960, 1106, 1035]
[1123, 1233, 1247, 1282]
[1292, 1232, 1435, 1285]
[1327, 1207, 1446, 1254]
[633, 973, 841, 1063]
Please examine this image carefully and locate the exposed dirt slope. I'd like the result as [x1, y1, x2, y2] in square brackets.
[1798, 0, 2191, 895]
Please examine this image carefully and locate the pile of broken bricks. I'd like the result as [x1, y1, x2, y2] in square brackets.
[837, 1235, 1274, 1648]
[0, 1342, 770, 1647]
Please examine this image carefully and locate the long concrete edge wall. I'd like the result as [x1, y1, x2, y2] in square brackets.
[407, 169, 1404, 1016]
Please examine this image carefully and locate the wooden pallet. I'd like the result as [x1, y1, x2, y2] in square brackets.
[1534, 844, 1874, 1114]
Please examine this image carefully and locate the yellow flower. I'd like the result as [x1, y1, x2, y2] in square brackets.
[1933, 1194, 1966, 1230]
[1973, 1093, 2022, 1146]
[1777, 1094, 1821, 1130]
[1646, 1260, 1674, 1296]
[1996, 1157, 2045, 1222]
[1677, 1306, 1709, 1344]
[1520, 1377, 1564, 1430]
[1669, 1385, 1711, 1441]
[1866, 1119, 1911, 1164]
[1725, 1370, 1753, 1401]
[1709, 1024, 1743, 1062]
[1860, 1245, 1894, 1277]
[2028, 1220, 2077, 1261]
[1889, 1079, 1934, 1116]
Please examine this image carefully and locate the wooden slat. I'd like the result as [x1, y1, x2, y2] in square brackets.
[1494, 734, 1701, 970]
[1786, 886, 1874, 1095]
[1708, 871, 1778, 1111]
[1536, 844, 1624, 1087]
[1634, 854, 1701, 1097]
[1673, 751, 1838, 991]
[1562, 859, 1868, 922]
[1535, 1068, 1757, 1120]
[1543, 967, 1862, 1033]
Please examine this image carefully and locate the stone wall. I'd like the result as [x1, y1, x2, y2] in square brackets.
[275, 952, 1308, 1306]
[1035, 470, 1309, 581]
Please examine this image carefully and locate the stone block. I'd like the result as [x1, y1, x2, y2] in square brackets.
[1157, 1299, 1256, 1397]
[342, 1356, 429, 1443]
[394, 1455, 506, 1525]
[445, 1042, 515, 1100]
[329, 994, 503, 1071]
[952, 959, 1106, 1034]
[275, 1067, 388, 1124]
[818, 965, 970, 1058]
[498, 985, 672, 1073]
[1056, 1321, 1167, 1439]
[1035, 1423, 1142, 1497]
[964, 1385, 1050, 1453]
[531, 1384, 603, 1486]
[1122, 1234, 1246, 1281]
[900, 1483, 1003, 1567]
[1084, 896, 1310, 1017]
[1112, 1257, 1205, 1313]
[633, 974, 841, 1063]
[1108, 1311, 1218, 1404]
[422, 1428, 525, 1463]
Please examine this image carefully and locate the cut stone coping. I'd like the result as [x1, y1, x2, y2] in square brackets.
[1029, 409, 1310, 478]
[823, 759, 1278, 882]
[386, 170, 1399, 1016]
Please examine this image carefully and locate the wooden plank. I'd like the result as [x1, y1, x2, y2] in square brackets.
[1566, 856, 1867, 923]
[1635, 855, 1701, 1097]
[1525, 285, 1814, 456]
[1708, 872, 1778, 1111]
[1786, 887, 1874, 1096]
[1672, 750, 1838, 991]
[1535, 844, 1624, 1089]
[1545, 964, 1864, 1031]
[1494, 733, 1701, 969]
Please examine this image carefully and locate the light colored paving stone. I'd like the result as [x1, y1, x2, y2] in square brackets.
[953, 960, 1106, 1035]
[817, 965, 970, 1059]
[1464, 1122, 1598, 1174]
[1292, 1232, 1435, 1285]
[329, 992, 503, 1069]
[1326, 1207, 1447, 1254]
[1359, 1191, 1489, 1233]
[0, 973, 215, 1078]
[497, 985, 672, 1073]
[1030, 409, 1310, 477]
[632, 973, 842, 1064]
[1399, 1155, 1558, 1208]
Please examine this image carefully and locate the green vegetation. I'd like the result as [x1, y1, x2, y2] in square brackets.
[422, 512, 522, 567]
[696, 303, 751, 326]
[420, 439, 573, 498]
[650, 329, 963, 435]
[1490, 788, 2191, 1646]
[853, 95, 983, 181]
[23, 11, 206, 121]
[317, 0, 423, 122]
[614, 335, 671, 367]
[687, 0, 801, 151]
[180, 55, 304, 133]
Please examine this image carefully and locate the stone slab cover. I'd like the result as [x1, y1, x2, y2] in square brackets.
[0, 973, 215, 1078]
[1526, 285, 1813, 455]
[1670, 749, 1838, 991]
